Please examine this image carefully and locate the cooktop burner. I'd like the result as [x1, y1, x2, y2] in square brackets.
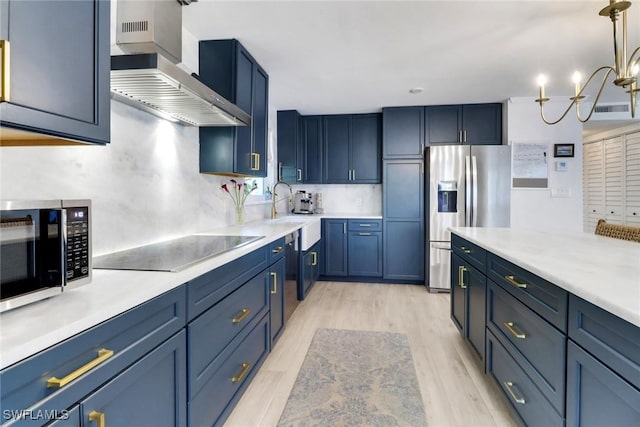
[92, 235, 264, 272]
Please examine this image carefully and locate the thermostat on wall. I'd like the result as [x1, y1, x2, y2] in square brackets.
[555, 160, 568, 172]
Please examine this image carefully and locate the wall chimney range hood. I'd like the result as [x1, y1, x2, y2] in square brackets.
[111, 0, 250, 127]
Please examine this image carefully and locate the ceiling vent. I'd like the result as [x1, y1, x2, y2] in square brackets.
[589, 102, 634, 121]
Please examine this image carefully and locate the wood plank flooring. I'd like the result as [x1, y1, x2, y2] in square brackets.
[224, 281, 519, 427]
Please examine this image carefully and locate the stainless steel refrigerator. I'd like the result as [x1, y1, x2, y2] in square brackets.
[426, 145, 511, 291]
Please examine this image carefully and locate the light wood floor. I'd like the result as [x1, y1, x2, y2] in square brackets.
[224, 281, 519, 427]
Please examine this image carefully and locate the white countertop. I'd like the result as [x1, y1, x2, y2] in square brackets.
[450, 227, 640, 328]
[0, 218, 312, 370]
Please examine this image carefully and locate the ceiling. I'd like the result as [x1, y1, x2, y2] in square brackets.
[182, 0, 640, 134]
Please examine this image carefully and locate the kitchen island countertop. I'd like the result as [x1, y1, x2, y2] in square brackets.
[450, 227, 640, 328]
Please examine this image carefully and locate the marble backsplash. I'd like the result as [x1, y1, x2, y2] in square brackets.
[291, 184, 382, 215]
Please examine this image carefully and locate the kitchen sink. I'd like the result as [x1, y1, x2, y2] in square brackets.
[272, 215, 321, 251]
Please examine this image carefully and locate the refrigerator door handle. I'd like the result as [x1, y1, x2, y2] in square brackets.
[465, 155, 472, 226]
[472, 155, 478, 227]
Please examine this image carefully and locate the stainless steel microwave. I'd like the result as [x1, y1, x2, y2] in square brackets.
[0, 200, 91, 313]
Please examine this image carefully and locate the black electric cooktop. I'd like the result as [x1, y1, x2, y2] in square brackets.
[92, 235, 264, 272]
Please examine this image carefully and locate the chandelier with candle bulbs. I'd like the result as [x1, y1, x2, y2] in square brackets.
[535, 0, 639, 124]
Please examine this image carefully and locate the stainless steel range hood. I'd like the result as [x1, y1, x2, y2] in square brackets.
[111, 0, 250, 127]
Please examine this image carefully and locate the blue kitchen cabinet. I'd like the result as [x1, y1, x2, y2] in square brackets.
[301, 242, 320, 300]
[80, 331, 187, 427]
[383, 221, 424, 282]
[277, 110, 303, 183]
[347, 220, 382, 277]
[323, 219, 348, 276]
[269, 257, 286, 346]
[199, 39, 268, 177]
[382, 106, 424, 159]
[324, 114, 381, 184]
[301, 115, 324, 183]
[451, 253, 466, 332]
[48, 405, 80, 427]
[0, 0, 110, 145]
[383, 159, 424, 220]
[426, 103, 502, 145]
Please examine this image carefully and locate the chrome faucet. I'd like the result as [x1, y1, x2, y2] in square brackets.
[271, 181, 293, 219]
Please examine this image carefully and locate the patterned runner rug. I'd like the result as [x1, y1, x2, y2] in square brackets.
[277, 328, 427, 426]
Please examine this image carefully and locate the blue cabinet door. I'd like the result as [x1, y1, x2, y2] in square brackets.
[350, 114, 381, 183]
[277, 110, 301, 183]
[270, 257, 286, 346]
[324, 116, 351, 183]
[80, 331, 187, 427]
[466, 264, 486, 361]
[348, 231, 382, 277]
[383, 221, 424, 281]
[251, 65, 268, 176]
[383, 159, 424, 220]
[462, 104, 502, 145]
[0, 0, 110, 145]
[425, 105, 462, 145]
[382, 107, 424, 159]
[451, 253, 466, 333]
[302, 116, 323, 183]
[300, 243, 319, 300]
[323, 219, 348, 276]
[566, 341, 640, 427]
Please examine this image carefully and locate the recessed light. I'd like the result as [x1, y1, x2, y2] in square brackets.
[409, 87, 424, 94]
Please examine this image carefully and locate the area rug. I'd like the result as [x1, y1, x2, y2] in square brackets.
[277, 328, 427, 427]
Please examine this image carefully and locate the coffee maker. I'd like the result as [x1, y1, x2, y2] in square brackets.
[293, 191, 313, 214]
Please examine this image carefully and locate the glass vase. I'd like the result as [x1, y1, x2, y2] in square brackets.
[235, 205, 244, 225]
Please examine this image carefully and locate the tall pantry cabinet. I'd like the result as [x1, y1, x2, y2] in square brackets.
[583, 131, 640, 232]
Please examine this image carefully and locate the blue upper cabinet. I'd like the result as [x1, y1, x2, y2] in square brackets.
[301, 116, 324, 184]
[199, 39, 268, 177]
[277, 110, 302, 183]
[324, 113, 381, 184]
[0, 0, 110, 145]
[382, 106, 424, 159]
[426, 103, 502, 145]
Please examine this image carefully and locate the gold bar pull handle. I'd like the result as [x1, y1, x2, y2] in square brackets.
[47, 348, 114, 388]
[251, 153, 260, 171]
[505, 275, 527, 289]
[231, 362, 250, 383]
[458, 266, 467, 289]
[311, 251, 318, 266]
[272, 246, 284, 254]
[297, 169, 302, 181]
[503, 381, 526, 405]
[231, 308, 250, 324]
[1, 40, 10, 102]
[88, 411, 106, 427]
[460, 246, 471, 254]
[504, 321, 526, 339]
[270, 271, 277, 294]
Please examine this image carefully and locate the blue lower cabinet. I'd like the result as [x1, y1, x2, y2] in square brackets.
[383, 220, 423, 281]
[269, 257, 286, 346]
[323, 219, 348, 276]
[80, 330, 187, 427]
[300, 242, 320, 300]
[188, 315, 270, 427]
[45, 406, 80, 427]
[347, 231, 382, 277]
[566, 341, 640, 427]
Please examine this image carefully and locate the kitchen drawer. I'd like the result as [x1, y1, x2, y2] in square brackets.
[566, 340, 640, 427]
[0, 286, 186, 426]
[568, 295, 640, 389]
[452, 234, 486, 273]
[188, 245, 269, 321]
[487, 253, 568, 331]
[269, 237, 286, 264]
[189, 314, 270, 427]
[487, 281, 566, 414]
[486, 329, 563, 427]
[48, 405, 80, 427]
[187, 271, 269, 399]
[347, 219, 382, 232]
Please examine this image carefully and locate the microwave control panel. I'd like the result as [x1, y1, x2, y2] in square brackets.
[65, 207, 90, 281]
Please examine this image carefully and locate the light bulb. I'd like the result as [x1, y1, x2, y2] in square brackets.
[537, 74, 547, 87]
[572, 71, 582, 97]
[632, 63, 639, 76]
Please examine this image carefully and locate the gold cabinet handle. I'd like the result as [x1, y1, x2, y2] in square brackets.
[458, 266, 467, 289]
[505, 275, 527, 289]
[0, 40, 10, 102]
[231, 362, 250, 383]
[272, 246, 284, 254]
[88, 411, 106, 427]
[231, 308, 250, 324]
[504, 322, 526, 339]
[297, 169, 302, 181]
[503, 381, 526, 405]
[460, 246, 471, 254]
[270, 271, 277, 294]
[47, 348, 114, 388]
[251, 153, 260, 171]
[311, 252, 318, 266]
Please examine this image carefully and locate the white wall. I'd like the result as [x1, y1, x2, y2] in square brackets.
[507, 98, 584, 232]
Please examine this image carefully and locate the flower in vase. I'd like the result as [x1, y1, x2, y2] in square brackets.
[221, 179, 258, 208]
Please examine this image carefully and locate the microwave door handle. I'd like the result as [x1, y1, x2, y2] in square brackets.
[60, 209, 68, 287]
[465, 155, 472, 226]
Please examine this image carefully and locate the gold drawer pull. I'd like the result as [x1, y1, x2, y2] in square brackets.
[47, 348, 114, 388]
[505, 275, 527, 289]
[503, 381, 526, 404]
[272, 246, 284, 254]
[270, 271, 278, 294]
[0, 40, 9, 102]
[251, 153, 260, 171]
[231, 308, 250, 324]
[311, 251, 318, 266]
[460, 246, 471, 254]
[231, 362, 250, 383]
[504, 322, 526, 339]
[88, 410, 106, 427]
[458, 266, 467, 289]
